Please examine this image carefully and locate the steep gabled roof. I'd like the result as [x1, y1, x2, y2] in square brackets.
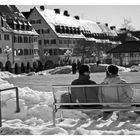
[36, 7, 102, 33]
[0, 5, 38, 36]
[35, 7, 103, 39]
[107, 41, 140, 53]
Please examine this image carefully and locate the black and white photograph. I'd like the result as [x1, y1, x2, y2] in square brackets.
[1, 0, 140, 136]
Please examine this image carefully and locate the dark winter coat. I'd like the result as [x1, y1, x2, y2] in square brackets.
[71, 75, 99, 103]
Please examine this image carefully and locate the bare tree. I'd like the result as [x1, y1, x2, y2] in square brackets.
[73, 39, 96, 63]
[121, 18, 135, 31]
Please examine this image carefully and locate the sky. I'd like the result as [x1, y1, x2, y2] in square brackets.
[17, 5, 140, 30]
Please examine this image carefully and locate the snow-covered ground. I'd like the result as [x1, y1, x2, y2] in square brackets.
[1, 73, 140, 135]
[35, 64, 131, 76]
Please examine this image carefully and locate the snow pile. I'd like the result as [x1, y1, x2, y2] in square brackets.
[1, 78, 140, 135]
[89, 63, 131, 73]
[1, 86, 53, 121]
[130, 65, 140, 72]
[2, 110, 140, 135]
[35, 64, 130, 76]
[0, 71, 23, 79]
[117, 66, 131, 72]
[37, 66, 72, 75]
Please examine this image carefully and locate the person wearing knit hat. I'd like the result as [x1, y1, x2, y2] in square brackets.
[98, 64, 134, 120]
[106, 64, 119, 76]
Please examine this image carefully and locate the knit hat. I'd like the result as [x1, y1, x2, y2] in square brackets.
[106, 65, 119, 75]
[79, 64, 90, 75]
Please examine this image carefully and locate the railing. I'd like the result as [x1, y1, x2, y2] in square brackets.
[0, 87, 20, 127]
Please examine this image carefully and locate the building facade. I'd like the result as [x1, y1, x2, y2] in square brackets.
[107, 41, 140, 66]
[24, 6, 121, 67]
[0, 5, 39, 73]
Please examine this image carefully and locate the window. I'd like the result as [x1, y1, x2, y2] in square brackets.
[44, 40, 49, 45]
[34, 49, 38, 55]
[59, 40, 63, 44]
[64, 40, 67, 44]
[33, 37, 38, 42]
[49, 50, 53, 55]
[30, 20, 36, 24]
[14, 36, 17, 43]
[37, 19, 41, 24]
[39, 40, 42, 45]
[18, 36, 22, 43]
[29, 36, 32, 43]
[18, 49, 23, 55]
[73, 40, 76, 44]
[24, 36, 28, 43]
[4, 34, 10, 40]
[54, 49, 58, 55]
[0, 48, 2, 54]
[51, 39, 56, 44]
[29, 49, 32, 55]
[0, 34, 1, 40]
[24, 49, 28, 55]
[42, 28, 50, 34]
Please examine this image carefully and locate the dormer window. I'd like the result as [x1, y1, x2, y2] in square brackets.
[61, 26, 65, 33]
[65, 26, 69, 34]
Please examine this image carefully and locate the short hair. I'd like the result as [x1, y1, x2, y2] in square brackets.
[79, 64, 90, 75]
[106, 65, 119, 75]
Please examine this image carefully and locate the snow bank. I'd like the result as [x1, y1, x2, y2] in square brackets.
[0, 71, 24, 79]
[1, 75, 140, 135]
[89, 63, 131, 73]
[37, 66, 72, 75]
[35, 64, 130, 76]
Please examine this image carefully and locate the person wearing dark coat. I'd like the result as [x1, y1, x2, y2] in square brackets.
[72, 62, 77, 74]
[71, 64, 100, 103]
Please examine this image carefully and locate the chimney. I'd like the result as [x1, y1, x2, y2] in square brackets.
[64, 10, 69, 16]
[105, 23, 108, 27]
[74, 16, 80, 20]
[110, 26, 116, 30]
[54, 9, 60, 14]
[96, 22, 100, 24]
[30, 8, 33, 12]
[40, 6, 45, 10]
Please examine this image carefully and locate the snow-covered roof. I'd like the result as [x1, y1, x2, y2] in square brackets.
[13, 29, 38, 36]
[35, 7, 103, 34]
[0, 5, 38, 36]
[97, 23, 118, 36]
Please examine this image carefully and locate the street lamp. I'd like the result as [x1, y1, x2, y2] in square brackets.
[3, 46, 12, 61]
[64, 49, 72, 65]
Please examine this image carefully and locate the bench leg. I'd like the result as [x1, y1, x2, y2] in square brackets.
[60, 111, 64, 121]
[52, 109, 56, 127]
[52, 103, 57, 127]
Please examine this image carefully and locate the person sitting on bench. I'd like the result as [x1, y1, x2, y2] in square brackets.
[98, 64, 134, 119]
[71, 64, 100, 104]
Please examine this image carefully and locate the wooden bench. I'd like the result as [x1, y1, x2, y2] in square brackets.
[52, 83, 140, 126]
